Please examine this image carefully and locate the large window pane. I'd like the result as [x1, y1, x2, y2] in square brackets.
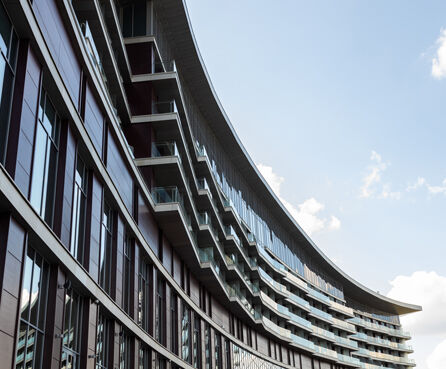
[99, 202, 112, 294]
[70, 156, 87, 262]
[16, 247, 49, 369]
[29, 89, 60, 227]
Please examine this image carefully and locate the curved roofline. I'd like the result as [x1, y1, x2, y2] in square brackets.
[164, 0, 421, 315]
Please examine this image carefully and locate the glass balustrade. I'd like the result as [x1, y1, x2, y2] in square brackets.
[332, 317, 356, 332]
[352, 332, 410, 351]
[337, 353, 361, 366]
[151, 141, 180, 159]
[288, 311, 312, 330]
[154, 59, 176, 72]
[288, 293, 311, 310]
[225, 225, 241, 245]
[314, 345, 338, 359]
[153, 99, 177, 114]
[152, 186, 183, 205]
[197, 177, 210, 192]
[350, 317, 410, 337]
[308, 287, 331, 304]
[334, 335, 358, 349]
[310, 306, 333, 322]
[285, 271, 309, 291]
[329, 300, 354, 316]
[312, 325, 336, 341]
[291, 333, 315, 351]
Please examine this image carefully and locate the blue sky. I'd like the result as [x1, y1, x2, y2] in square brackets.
[185, 1, 446, 368]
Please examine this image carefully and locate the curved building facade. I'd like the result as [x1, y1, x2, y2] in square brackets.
[0, 0, 420, 368]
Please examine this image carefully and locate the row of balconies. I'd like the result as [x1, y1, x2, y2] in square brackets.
[354, 348, 416, 366]
[67, 2, 414, 366]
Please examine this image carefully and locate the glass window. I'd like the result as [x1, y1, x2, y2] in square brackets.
[29, 88, 60, 226]
[61, 289, 82, 369]
[120, 3, 147, 38]
[215, 332, 222, 369]
[138, 341, 150, 369]
[15, 247, 50, 369]
[123, 235, 132, 313]
[155, 274, 164, 344]
[70, 156, 87, 263]
[193, 314, 201, 368]
[181, 303, 190, 363]
[96, 311, 110, 369]
[0, 1, 18, 164]
[99, 202, 113, 294]
[225, 339, 231, 369]
[138, 259, 150, 332]
[205, 323, 211, 369]
[119, 331, 131, 369]
[170, 292, 177, 354]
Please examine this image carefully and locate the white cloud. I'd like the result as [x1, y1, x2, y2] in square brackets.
[257, 163, 340, 236]
[406, 177, 427, 192]
[432, 29, 446, 79]
[387, 271, 446, 336]
[427, 339, 446, 369]
[360, 151, 401, 199]
[328, 215, 341, 230]
[406, 177, 446, 195]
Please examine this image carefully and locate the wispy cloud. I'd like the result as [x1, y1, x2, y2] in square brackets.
[406, 177, 446, 195]
[360, 151, 401, 200]
[257, 163, 340, 236]
[432, 29, 446, 79]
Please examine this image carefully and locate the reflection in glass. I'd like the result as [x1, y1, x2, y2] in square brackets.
[70, 156, 87, 263]
[99, 202, 112, 294]
[29, 89, 60, 226]
[16, 247, 49, 369]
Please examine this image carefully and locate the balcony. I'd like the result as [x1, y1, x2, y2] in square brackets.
[287, 311, 313, 332]
[309, 306, 333, 324]
[152, 99, 178, 114]
[329, 300, 355, 317]
[334, 335, 359, 350]
[311, 325, 336, 342]
[349, 317, 411, 338]
[258, 267, 288, 296]
[284, 271, 309, 292]
[290, 333, 315, 353]
[307, 287, 331, 306]
[151, 141, 180, 159]
[314, 345, 338, 361]
[337, 353, 361, 367]
[354, 348, 416, 366]
[332, 316, 357, 333]
[286, 292, 311, 312]
[351, 332, 413, 352]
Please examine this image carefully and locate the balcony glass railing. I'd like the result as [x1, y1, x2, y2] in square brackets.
[288, 311, 312, 330]
[288, 293, 311, 310]
[285, 271, 309, 291]
[337, 353, 361, 366]
[359, 348, 416, 365]
[152, 99, 177, 114]
[350, 317, 410, 337]
[195, 141, 208, 158]
[312, 325, 336, 341]
[258, 246, 286, 272]
[329, 300, 354, 316]
[225, 225, 241, 246]
[197, 177, 210, 192]
[332, 317, 356, 332]
[154, 59, 176, 73]
[334, 335, 358, 349]
[310, 306, 333, 322]
[151, 141, 180, 159]
[291, 334, 315, 351]
[258, 268, 288, 294]
[314, 345, 338, 360]
[152, 186, 183, 205]
[308, 287, 331, 304]
[262, 317, 291, 339]
[352, 332, 411, 351]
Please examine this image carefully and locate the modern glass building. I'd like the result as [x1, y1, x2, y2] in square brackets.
[0, 0, 421, 368]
